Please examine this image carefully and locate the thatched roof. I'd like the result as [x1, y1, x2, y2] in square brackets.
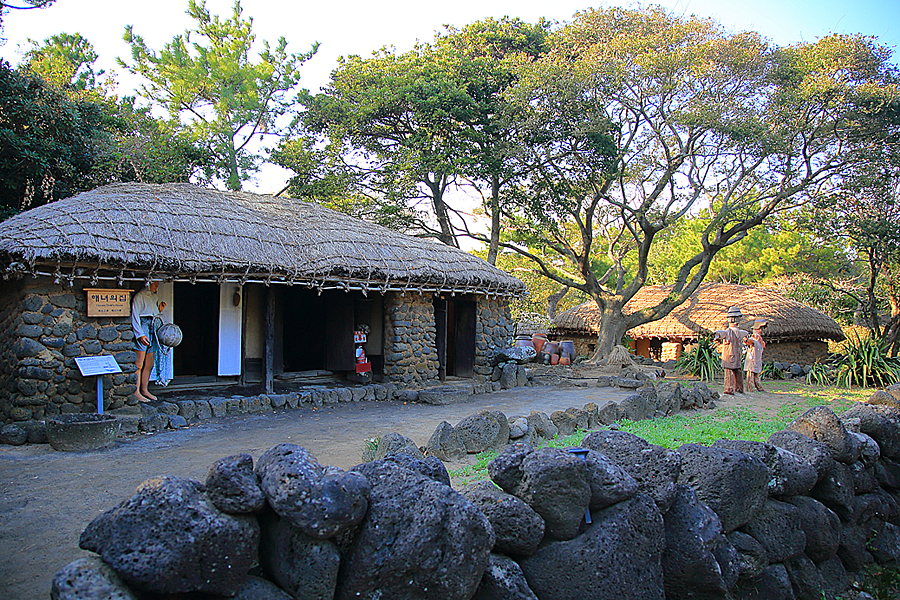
[0, 183, 525, 296]
[553, 283, 845, 343]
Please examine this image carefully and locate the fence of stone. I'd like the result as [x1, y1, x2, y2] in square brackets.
[51, 384, 900, 600]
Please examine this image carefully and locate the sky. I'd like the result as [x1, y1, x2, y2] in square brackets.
[2, 0, 898, 197]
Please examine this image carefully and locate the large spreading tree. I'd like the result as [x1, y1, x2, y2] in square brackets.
[120, 0, 317, 190]
[491, 8, 899, 358]
[285, 17, 548, 251]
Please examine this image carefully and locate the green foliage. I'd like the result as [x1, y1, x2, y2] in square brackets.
[805, 361, 835, 386]
[834, 332, 900, 388]
[675, 337, 720, 382]
[360, 436, 380, 462]
[0, 61, 110, 211]
[762, 361, 786, 381]
[120, 0, 317, 190]
[855, 565, 900, 600]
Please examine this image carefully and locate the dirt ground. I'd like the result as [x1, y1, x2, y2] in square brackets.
[0, 375, 791, 600]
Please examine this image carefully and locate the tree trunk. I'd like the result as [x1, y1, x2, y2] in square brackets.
[486, 173, 501, 265]
[429, 177, 458, 247]
[587, 302, 630, 361]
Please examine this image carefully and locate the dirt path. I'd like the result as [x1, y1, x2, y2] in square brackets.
[0, 385, 634, 600]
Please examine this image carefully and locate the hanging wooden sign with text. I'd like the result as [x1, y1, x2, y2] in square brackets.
[85, 289, 132, 318]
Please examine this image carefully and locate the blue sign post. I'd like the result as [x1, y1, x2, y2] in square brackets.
[73, 356, 123, 414]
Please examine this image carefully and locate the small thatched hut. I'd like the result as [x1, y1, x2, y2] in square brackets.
[552, 283, 845, 363]
[0, 183, 524, 423]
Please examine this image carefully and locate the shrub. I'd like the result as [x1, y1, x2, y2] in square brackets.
[675, 336, 720, 382]
[834, 332, 900, 388]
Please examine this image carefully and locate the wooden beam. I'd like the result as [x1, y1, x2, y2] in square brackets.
[265, 286, 275, 394]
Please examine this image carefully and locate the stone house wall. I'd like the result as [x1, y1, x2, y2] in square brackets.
[762, 340, 830, 365]
[474, 297, 515, 377]
[0, 277, 138, 425]
[382, 293, 440, 386]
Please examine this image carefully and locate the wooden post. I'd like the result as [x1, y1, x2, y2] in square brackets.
[265, 286, 275, 394]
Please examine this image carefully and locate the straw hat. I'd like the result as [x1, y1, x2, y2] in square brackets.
[725, 306, 743, 319]
[752, 318, 767, 329]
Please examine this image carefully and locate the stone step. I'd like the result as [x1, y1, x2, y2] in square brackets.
[418, 385, 475, 406]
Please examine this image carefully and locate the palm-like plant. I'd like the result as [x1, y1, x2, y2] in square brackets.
[676, 336, 720, 382]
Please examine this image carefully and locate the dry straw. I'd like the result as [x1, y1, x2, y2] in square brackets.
[553, 283, 845, 343]
[0, 183, 525, 297]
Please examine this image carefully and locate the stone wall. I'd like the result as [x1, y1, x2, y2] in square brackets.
[475, 297, 515, 377]
[0, 277, 137, 425]
[382, 293, 440, 386]
[764, 340, 830, 365]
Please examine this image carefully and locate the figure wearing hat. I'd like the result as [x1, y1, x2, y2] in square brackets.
[744, 318, 767, 392]
[713, 306, 750, 395]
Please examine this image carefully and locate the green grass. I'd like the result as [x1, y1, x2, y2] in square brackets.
[448, 382, 870, 484]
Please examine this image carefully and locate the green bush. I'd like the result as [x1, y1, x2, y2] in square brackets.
[834, 333, 900, 389]
[762, 361, 785, 381]
[804, 361, 834, 386]
[675, 336, 720, 382]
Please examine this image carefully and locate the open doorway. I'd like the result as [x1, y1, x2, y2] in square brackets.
[173, 282, 219, 377]
[434, 296, 476, 379]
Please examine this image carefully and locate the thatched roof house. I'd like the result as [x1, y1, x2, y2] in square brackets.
[553, 283, 845, 364]
[0, 183, 522, 424]
[0, 182, 524, 296]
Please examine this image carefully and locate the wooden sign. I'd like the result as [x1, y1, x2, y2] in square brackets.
[74, 355, 123, 377]
[85, 289, 132, 317]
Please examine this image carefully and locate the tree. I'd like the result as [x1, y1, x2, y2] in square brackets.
[22, 32, 108, 95]
[120, 0, 317, 190]
[289, 17, 548, 249]
[0, 61, 108, 214]
[494, 8, 897, 358]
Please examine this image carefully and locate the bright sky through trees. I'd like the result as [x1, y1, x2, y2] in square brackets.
[2, 0, 897, 195]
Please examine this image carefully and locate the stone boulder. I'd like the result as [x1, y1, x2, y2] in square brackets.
[256, 443, 370, 540]
[596, 401, 624, 425]
[375, 431, 425, 460]
[205, 453, 266, 514]
[619, 393, 651, 421]
[425, 421, 467, 461]
[869, 521, 900, 566]
[257, 508, 340, 599]
[841, 403, 900, 460]
[869, 389, 900, 409]
[232, 576, 294, 600]
[0, 423, 27, 446]
[712, 439, 817, 497]
[382, 452, 451, 486]
[456, 411, 510, 454]
[519, 494, 665, 600]
[508, 417, 529, 440]
[337, 460, 493, 600]
[740, 499, 807, 564]
[462, 480, 545, 557]
[565, 407, 589, 431]
[582, 402, 600, 429]
[584, 450, 639, 510]
[493, 347, 537, 365]
[727, 530, 768, 580]
[655, 382, 682, 415]
[526, 411, 558, 439]
[550, 410, 576, 437]
[784, 495, 841, 563]
[809, 460, 856, 520]
[663, 485, 738, 600]
[733, 564, 794, 600]
[581, 430, 681, 511]
[838, 520, 874, 572]
[51, 556, 137, 600]
[768, 429, 834, 480]
[784, 554, 828, 600]
[677, 443, 769, 533]
[78, 476, 259, 596]
[491, 446, 591, 541]
[472, 554, 539, 600]
[787, 406, 861, 464]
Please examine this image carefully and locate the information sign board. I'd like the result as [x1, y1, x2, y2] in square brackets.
[85, 289, 132, 317]
[74, 355, 123, 377]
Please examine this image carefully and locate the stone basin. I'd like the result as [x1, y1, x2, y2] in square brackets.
[46, 414, 120, 452]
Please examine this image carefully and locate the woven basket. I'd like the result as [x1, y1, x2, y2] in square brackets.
[157, 323, 183, 347]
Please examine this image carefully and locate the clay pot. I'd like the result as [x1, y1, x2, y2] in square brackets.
[531, 333, 548, 354]
[550, 353, 560, 366]
[559, 340, 576, 361]
[545, 341, 560, 356]
[515, 335, 535, 350]
[559, 356, 571, 366]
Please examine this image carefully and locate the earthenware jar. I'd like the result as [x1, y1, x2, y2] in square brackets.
[531, 333, 548, 354]
[545, 341, 559, 356]
[550, 353, 560, 365]
[515, 335, 535, 350]
[560, 340, 576, 361]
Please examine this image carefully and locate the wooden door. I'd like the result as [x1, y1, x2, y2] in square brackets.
[453, 300, 476, 378]
[325, 292, 355, 371]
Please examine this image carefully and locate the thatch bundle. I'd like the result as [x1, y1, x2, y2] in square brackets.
[553, 283, 845, 343]
[0, 183, 525, 296]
